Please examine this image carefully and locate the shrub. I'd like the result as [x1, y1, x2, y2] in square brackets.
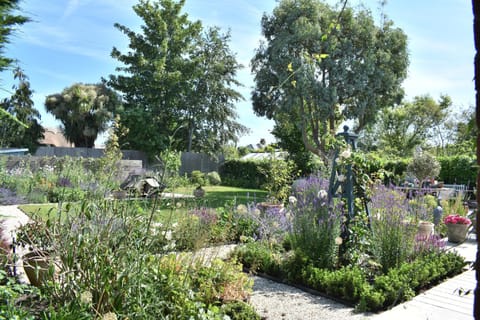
[190, 170, 206, 186]
[220, 160, 266, 188]
[222, 301, 261, 320]
[407, 151, 440, 185]
[207, 171, 222, 185]
[369, 184, 417, 272]
[289, 175, 343, 269]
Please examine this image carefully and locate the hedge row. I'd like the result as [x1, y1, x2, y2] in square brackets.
[220, 155, 477, 189]
[219, 160, 268, 189]
[232, 243, 466, 312]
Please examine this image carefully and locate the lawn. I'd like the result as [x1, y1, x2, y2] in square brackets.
[19, 185, 268, 220]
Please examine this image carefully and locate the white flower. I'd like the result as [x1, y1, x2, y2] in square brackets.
[335, 237, 343, 245]
[163, 230, 173, 241]
[101, 312, 118, 320]
[340, 148, 351, 159]
[337, 174, 346, 182]
[317, 189, 328, 199]
[172, 222, 178, 229]
[335, 158, 342, 165]
[288, 196, 297, 205]
[176, 202, 182, 208]
[80, 291, 92, 305]
[236, 204, 248, 214]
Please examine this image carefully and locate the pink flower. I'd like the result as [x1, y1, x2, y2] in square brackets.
[444, 214, 471, 225]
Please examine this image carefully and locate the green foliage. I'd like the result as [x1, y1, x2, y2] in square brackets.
[0, 0, 29, 73]
[220, 160, 267, 189]
[362, 95, 451, 156]
[232, 242, 283, 277]
[108, 0, 245, 157]
[438, 155, 476, 185]
[0, 67, 44, 152]
[191, 170, 206, 186]
[222, 301, 261, 320]
[0, 270, 39, 319]
[369, 184, 417, 272]
[251, 0, 408, 161]
[407, 151, 441, 185]
[45, 83, 121, 148]
[206, 171, 222, 185]
[0, 155, 124, 204]
[260, 157, 296, 203]
[14, 197, 257, 318]
[358, 252, 466, 311]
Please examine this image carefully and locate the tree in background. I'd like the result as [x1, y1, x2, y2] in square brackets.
[360, 95, 450, 156]
[0, 0, 29, 74]
[251, 0, 408, 163]
[0, 67, 44, 151]
[45, 83, 121, 148]
[182, 27, 248, 153]
[108, 0, 246, 157]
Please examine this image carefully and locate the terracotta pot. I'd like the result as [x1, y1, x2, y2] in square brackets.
[446, 223, 470, 243]
[23, 250, 59, 287]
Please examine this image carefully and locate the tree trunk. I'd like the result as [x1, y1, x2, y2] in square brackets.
[473, 0, 480, 318]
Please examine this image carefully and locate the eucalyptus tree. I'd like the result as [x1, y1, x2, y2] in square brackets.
[45, 83, 120, 148]
[108, 0, 246, 157]
[251, 0, 408, 163]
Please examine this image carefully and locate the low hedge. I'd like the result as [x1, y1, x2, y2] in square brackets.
[232, 243, 466, 312]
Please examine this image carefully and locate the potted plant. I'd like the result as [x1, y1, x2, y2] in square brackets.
[444, 214, 471, 243]
[15, 219, 59, 287]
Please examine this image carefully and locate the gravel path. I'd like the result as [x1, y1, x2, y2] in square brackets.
[250, 275, 372, 320]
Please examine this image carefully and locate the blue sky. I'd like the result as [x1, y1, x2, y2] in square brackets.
[1, 0, 475, 147]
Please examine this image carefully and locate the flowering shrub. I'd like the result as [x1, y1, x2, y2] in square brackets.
[369, 184, 417, 272]
[289, 174, 343, 269]
[444, 214, 471, 225]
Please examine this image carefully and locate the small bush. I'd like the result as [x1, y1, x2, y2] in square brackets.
[190, 170, 206, 186]
[207, 171, 222, 185]
[222, 301, 261, 320]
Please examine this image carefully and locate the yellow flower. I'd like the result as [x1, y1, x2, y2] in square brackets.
[287, 62, 293, 72]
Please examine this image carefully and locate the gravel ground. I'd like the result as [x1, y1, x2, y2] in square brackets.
[250, 275, 372, 320]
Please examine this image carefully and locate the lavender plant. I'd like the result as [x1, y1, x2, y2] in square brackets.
[369, 184, 417, 272]
[289, 175, 344, 269]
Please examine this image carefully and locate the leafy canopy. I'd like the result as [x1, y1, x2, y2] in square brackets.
[45, 83, 121, 148]
[251, 0, 408, 162]
[107, 0, 246, 157]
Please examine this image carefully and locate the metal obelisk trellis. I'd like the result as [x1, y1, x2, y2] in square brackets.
[328, 125, 358, 220]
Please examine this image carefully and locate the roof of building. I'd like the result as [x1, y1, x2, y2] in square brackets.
[39, 127, 74, 147]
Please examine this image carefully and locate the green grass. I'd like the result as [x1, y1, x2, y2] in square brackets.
[169, 185, 267, 207]
[19, 186, 267, 220]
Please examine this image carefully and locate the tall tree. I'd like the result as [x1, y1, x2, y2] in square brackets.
[251, 0, 408, 163]
[0, 67, 44, 151]
[361, 95, 451, 156]
[108, 0, 246, 157]
[0, 0, 29, 75]
[182, 27, 247, 153]
[45, 83, 120, 148]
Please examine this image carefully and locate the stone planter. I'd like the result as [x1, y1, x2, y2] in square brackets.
[417, 221, 434, 239]
[446, 223, 470, 243]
